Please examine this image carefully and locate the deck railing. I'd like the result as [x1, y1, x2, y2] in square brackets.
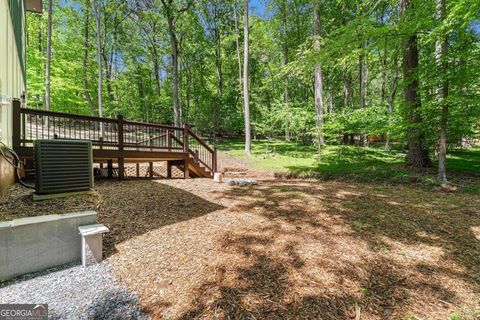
[12, 101, 217, 173]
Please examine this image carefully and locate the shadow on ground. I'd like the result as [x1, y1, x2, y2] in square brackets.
[85, 289, 148, 319]
[171, 180, 480, 319]
[95, 180, 225, 257]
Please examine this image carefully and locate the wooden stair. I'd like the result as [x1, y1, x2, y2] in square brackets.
[170, 159, 212, 178]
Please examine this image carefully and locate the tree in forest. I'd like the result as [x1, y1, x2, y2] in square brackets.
[45, 0, 53, 111]
[160, 0, 193, 127]
[313, 1, 325, 146]
[358, 5, 367, 111]
[82, 0, 95, 115]
[98, 0, 131, 110]
[128, 0, 165, 120]
[271, 0, 291, 141]
[376, 4, 400, 151]
[93, 0, 103, 118]
[435, 0, 448, 183]
[243, 0, 251, 156]
[233, 2, 242, 108]
[401, 0, 431, 167]
[201, 0, 231, 131]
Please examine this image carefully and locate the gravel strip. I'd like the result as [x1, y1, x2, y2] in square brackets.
[0, 262, 148, 320]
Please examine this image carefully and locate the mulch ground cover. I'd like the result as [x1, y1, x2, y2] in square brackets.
[106, 177, 480, 319]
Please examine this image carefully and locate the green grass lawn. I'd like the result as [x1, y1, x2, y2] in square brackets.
[217, 139, 480, 189]
[446, 149, 480, 173]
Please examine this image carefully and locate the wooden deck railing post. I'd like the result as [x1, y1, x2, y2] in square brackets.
[213, 147, 218, 173]
[117, 114, 125, 179]
[183, 124, 189, 153]
[167, 130, 172, 151]
[12, 99, 21, 149]
[183, 124, 190, 178]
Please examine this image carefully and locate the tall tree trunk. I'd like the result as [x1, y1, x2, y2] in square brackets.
[380, 38, 387, 106]
[93, 0, 104, 137]
[179, 58, 183, 123]
[214, 19, 223, 100]
[342, 63, 349, 108]
[83, 0, 95, 115]
[102, 52, 115, 105]
[233, 3, 243, 109]
[359, 41, 366, 109]
[402, 0, 431, 167]
[436, 0, 448, 183]
[153, 55, 161, 96]
[313, 2, 325, 147]
[45, 0, 53, 111]
[243, 0, 251, 156]
[160, 0, 190, 127]
[380, 36, 387, 149]
[169, 19, 180, 126]
[215, 37, 222, 135]
[37, 19, 44, 107]
[327, 83, 333, 113]
[101, 13, 119, 108]
[186, 63, 191, 123]
[137, 64, 147, 121]
[282, 4, 290, 141]
[384, 54, 399, 151]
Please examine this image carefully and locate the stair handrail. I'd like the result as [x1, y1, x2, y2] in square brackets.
[171, 126, 217, 173]
[187, 128, 214, 153]
[170, 134, 210, 169]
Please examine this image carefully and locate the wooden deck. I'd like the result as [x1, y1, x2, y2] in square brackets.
[11, 100, 217, 178]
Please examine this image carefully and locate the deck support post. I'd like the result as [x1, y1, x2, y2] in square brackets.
[167, 161, 172, 178]
[149, 162, 154, 178]
[184, 159, 189, 179]
[118, 158, 125, 179]
[167, 131, 172, 151]
[117, 114, 125, 179]
[107, 160, 113, 178]
[136, 163, 140, 177]
[107, 159, 113, 178]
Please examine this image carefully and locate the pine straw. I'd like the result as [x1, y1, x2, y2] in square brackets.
[105, 177, 480, 319]
[0, 184, 100, 221]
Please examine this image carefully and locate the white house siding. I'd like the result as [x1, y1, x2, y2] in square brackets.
[0, 0, 26, 147]
[0, 0, 27, 193]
